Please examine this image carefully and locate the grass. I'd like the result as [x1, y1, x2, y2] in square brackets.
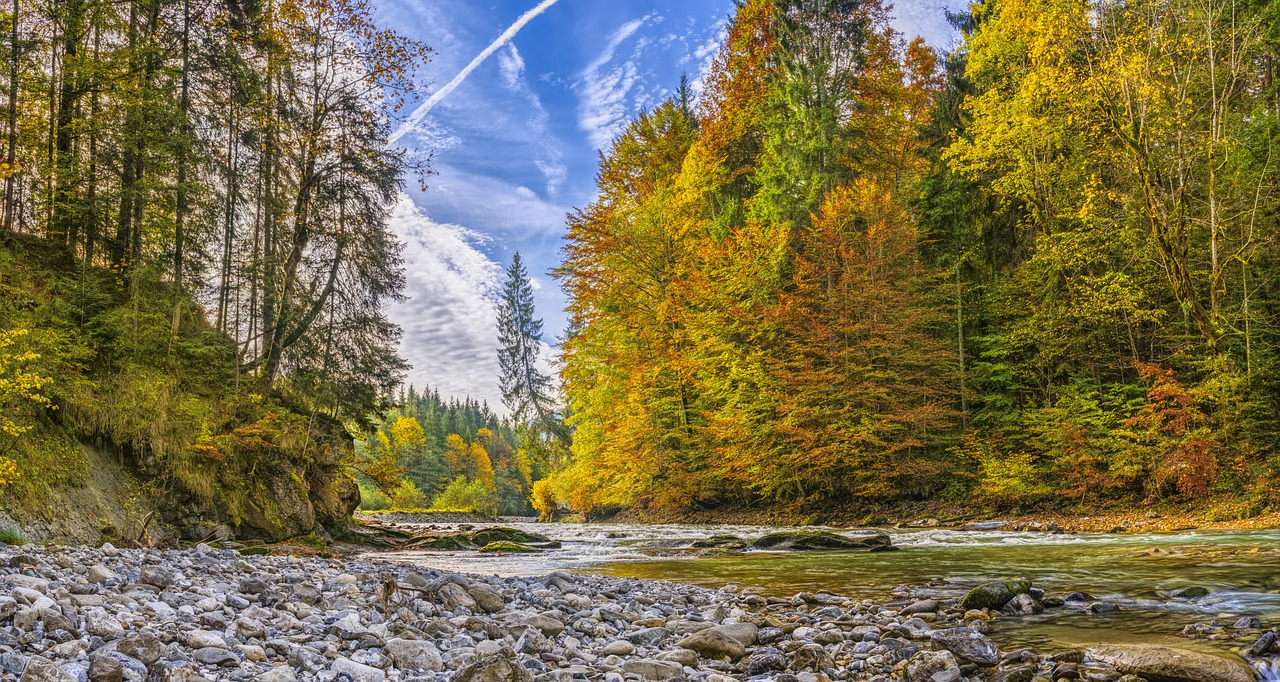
[0, 528, 26, 545]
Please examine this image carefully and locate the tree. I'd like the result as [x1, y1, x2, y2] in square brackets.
[497, 252, 564, 440]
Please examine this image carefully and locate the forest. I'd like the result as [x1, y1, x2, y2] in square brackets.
[542, 0, 1280, 518]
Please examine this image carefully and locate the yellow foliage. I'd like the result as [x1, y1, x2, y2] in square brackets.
[0, 328, 54, 438]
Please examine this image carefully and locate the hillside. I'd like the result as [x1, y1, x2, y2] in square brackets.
[0, 236, 358, 544]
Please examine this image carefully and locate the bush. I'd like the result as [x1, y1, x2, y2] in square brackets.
[431, 476, 497, 516]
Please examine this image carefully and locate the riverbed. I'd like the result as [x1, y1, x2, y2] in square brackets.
[367, 522, 1280, 660]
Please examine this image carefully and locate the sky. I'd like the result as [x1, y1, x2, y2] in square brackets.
[375, 0, 968, 409]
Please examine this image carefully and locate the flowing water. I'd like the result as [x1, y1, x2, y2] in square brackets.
[368, 521, 1280, 668]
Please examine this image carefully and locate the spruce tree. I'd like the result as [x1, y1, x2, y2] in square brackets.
[497, 253, 559, 432]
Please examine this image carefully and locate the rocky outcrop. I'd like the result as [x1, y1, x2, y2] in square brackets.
[1085, 644, 1254, 682]
[751, 530, 892, 551]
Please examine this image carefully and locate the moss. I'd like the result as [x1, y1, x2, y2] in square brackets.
[478, 541, 539, 553]
[469, 526, 551, 546]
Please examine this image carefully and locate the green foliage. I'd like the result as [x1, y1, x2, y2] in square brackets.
[0, 527, 25, 545]
[430, 476, 498, 517]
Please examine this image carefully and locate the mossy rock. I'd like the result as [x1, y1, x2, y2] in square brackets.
[407, 533, 475, 550]
[478, 541, 540, 553]
[751, 530, 891, 551]
[692, 535, 749, 549]
[239, 545, 272, 556]
[961, 580, 1033, 611]
[469, 526, 551, 546]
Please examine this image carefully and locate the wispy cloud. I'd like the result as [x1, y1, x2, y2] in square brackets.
[497, 44, 567, 196]
[575, 15, 652, 150]
[386, 196, 503, 405]
[389, 0, 562, 146]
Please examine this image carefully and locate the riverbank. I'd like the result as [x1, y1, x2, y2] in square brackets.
[606, 498, 1280, 534]
[0, 541, 1270, 682]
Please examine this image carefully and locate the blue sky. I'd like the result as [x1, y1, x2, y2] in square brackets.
[376, 0, 967, 408]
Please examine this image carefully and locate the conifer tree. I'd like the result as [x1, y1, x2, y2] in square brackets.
[497, 253, 564, 442]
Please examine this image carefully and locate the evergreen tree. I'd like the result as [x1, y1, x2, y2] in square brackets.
[497, 253, 565, 442]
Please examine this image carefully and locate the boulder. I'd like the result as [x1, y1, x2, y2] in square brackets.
[790, 644, 835, 672]
[478, 542, 539, 553]
[330, 658, 384, 682]
[439, 582, 477, 610]
[1085, 644, 1253, 682]
[715, 622, 759, 646]
[87, 653, 123, 682]
[960, 580, 1032, 611]
[469, 527, 551, 546]
[385, 638, 443, 672]
[467, 584, 506, 613]
[930, 628, 1000, 666]
[1168, 586, 1211, 599]
[625, 627, 672, 646]
[602, 641, 634, 657]
[523, 615, 564, 637]
[621, 660, 684, 680]
[678, 628, 746, 660]
[451, 652, 534, 682]
[751, 530, 892, 551]
[906, 650, 960, 682]
[19, 656, 76, 682]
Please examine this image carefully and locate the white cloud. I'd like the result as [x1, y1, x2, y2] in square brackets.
[385, 195, 503, 405]
[575, 16, 653, 150]
[424, 162, 569, 236]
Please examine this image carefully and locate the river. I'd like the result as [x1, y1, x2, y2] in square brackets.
[366, 521, 1280, 667]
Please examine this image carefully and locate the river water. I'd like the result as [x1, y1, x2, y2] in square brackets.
[367, 521, 1280, 663]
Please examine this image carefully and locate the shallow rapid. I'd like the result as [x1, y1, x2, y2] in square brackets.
[369, 522, 1280, 659]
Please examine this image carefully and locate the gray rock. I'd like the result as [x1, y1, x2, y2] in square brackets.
[906, 650, 960, 682]
[713, 622, 758, 646]
[789, 644, 834, 672]
[451, 652, 534, 682]
[87, 653, 123, 682]
[386, 638, 443, 672]
[1086, 643, 1253, 682]
[625, 627, 671, 647]
[601, 641, 634, 657]
[1001, 593, 1042, 615]
[523, 615, 564, 637]
[620, 660, 684, 680]
[19, 656, 76, 682]
[118, 632, 163, 665]
[900, 599, 939, 615]
[138, 567, 174, 589]
[467, 585, 505, 613]
[678, 628, 745, 661]
[1168, 586, 1210, 599]
[87, 565, 116, 584]
[191, 647, 238, 667]
[440, 582, 477, 610]
[331, 657, 385, 682]
[748, 653, 787, 675]
[930, 628, 1000, 666]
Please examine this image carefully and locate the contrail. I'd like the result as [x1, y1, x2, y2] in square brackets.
[389, 0, 561, 146]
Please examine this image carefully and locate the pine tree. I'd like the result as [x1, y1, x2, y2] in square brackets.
[497, 253, 564, 440]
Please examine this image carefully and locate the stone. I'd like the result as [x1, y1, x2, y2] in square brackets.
[1168, 586, 1211, 599]
[87, 564, 116, 584]
[930, 628, 1000, 666]
[479, 542, 540, 553]
[191, 647, 238, 667]
[602, 641, 634, 657]
[1085, 644, 1253, 682]
[87, 653, 124, 682]
[18, 656, 76, 682]
[138, 566, 174, 589]
[1247, 631, 1278, 657]
[186, 630, 227, 649]
[468, 527, 551, 546]
[452, 652, 535, 682]
[620, 660, 684, 680]
[331, 658, 385, 682]
[524, 615, 564, 637]
[678, 628, 745, 660]
[960, 580, 1032, 611]
[386, 638, 444, 672]
[900, 599, 939, 615]
[656, 650, 699, 667]
[789, 644, 835, 672]
[1234, 616, 1262, 630]
[440, 582, 477, 610]
[467, 584, 506, 613]
[714, 622, 758, 646]
[751, 530, 892, 551]
[625, 627, 672, 646]
[118, 632, 163, 665]
[258, 668, 297, 682]
[906, 650, 960, 682]
[101, 543, 119, 557]
[748, 653, 787, 675]
[84, 608, 125, 637]
[1001, 593, 1042, 615]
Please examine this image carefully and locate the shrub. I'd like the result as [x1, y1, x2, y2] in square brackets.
[431, 476, 497, 516]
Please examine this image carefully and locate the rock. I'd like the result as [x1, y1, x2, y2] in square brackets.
[990, 665, 1036, 682]
[1001, 593, 1043, 615]
[258, 668, 297, 682]
[87, 564, 116, 584]
[1233, 616, 1261, 630]
[479, 542, 539, 553]
[18, 656, 76, 682]
[690, 535, 749, 549]
[331, 658, 385, 682]
[602, 641, 634, 657]
[960, 580, 1032, 611]
[713, 622, 758, 646]
[748, 653, 787, 675]
[191, 647, 238, 667]
[930, 628, 1000, 666]
[186, 630, 227, 649]
[452, 652, 535, 682]
[101, 543, 118, 557]
[87, 653, 123, 682]
[524, 615, 564, 637]
[906, 650, 961, 682]
[118, 632, 163, 665]
[1085, 644, 1253, 682]
[751, 530, 891, 551]
[1247, 631, 1278, 657]
[440, 582, 477, 610]
[469, 527, 552, 546]
[656, 649, 699, 667]
[1168, 586, 1210, 599]
[965, 521, 1008, 531]
[467, 584, 506, 613]
[386, 638, 443, 672]
[625, 627, 672, 646]
[84, 608, 125, 637]
[678, 628, 746, 660]
[790, 644, 835, 672]
[901, 599, 940, 615]
[620, 660, 684, 680]
[138, 566, 174, 589]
